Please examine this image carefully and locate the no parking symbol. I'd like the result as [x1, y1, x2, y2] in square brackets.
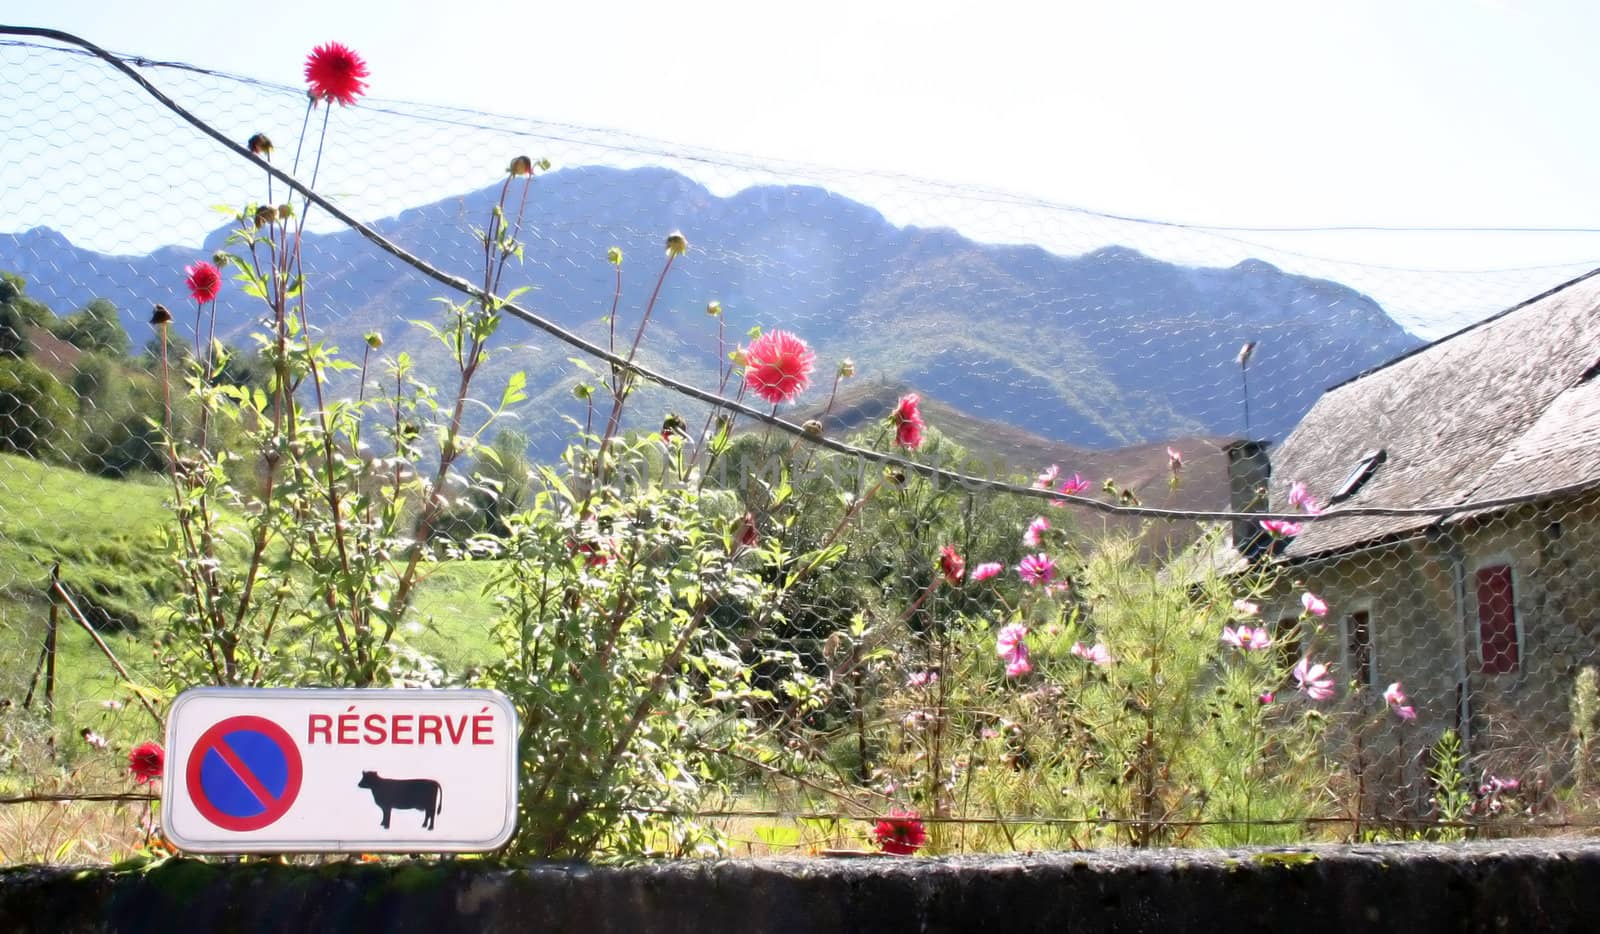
[185, 715, 303, 832]
[164, 688, 517, 853]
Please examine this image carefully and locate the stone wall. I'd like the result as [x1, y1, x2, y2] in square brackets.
[2, 841, 1598, 933]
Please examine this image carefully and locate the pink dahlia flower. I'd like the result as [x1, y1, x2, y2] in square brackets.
[743, 330, 815, 404]
[305, 42, 370, 106]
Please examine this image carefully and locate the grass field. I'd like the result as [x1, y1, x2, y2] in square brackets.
[0, 452, 502, 752]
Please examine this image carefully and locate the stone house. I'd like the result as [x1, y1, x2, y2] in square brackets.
[1224, 268, 1600, 817]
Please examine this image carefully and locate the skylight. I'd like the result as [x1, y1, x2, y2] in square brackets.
[1331, 448, 1386, 502]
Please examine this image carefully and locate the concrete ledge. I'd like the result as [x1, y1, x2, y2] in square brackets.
[2, 841, 1598, 933]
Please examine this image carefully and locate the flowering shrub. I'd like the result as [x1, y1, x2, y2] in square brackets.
[127, 38, 1409, 861]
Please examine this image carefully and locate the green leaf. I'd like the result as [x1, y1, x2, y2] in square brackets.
[500, 371, 528, 410]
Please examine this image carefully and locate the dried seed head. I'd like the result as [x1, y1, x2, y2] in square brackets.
[802, 419, 824, 438]
[253, 204, 278, 228]
[508, 155, 534, 177]
[149, 303, 173, 327]
[247, 133, 274, 157]
[665, 231, 688, 257]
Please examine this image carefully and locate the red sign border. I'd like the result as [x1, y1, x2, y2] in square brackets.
[185, 715, 303, 832]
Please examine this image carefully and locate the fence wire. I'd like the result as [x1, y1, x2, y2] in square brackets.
[1, 27, 1598, 861]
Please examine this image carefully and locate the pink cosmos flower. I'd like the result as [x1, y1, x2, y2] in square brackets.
[1034, 465, 1059, 489]
[1383, 682, 1417, 720]
[995, 623, 1029, 657]
[1288, 481, 1325, 516]
[1167, 447, 1183, 471]
[81, 728, 109, 750]
[1258, 691, 1275, 705]
[1232, 599, 1261, 617]
[1023, 516, 1050, 548]
[871, 809, 928, 855]
[1071, 642, 1113, 667]
[1301, 591, 1328, 617]
[1261, 519, 1303, 537]
[744, 330, 816, 404]
[969, 562, 1003, 583]
[907, 670, 938, 688]
[1058, 473, 1092, 497]
[304, 42, 370, 106]
[1221, 625, 1272, 651]
[938, 545, 965, 586]
[1005, 642, 1033, 678]
[1017, 553, 1055, 586]
[996, 624, 1032, 678]
[1292, 658, 1334, 701]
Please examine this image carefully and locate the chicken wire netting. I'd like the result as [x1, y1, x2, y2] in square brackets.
[1, 28, 1598, 858]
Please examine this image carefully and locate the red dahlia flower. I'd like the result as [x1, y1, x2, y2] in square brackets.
[871, 809, 927, 855]
[743, 329, 815, 405]
[938, 545, 965, 585]
[891, 393, 924, 450]
[305, 42, 370, 106]
[128, 741, 164, 784]
[185, 261, 221, 304]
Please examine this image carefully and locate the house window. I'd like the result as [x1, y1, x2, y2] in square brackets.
[1274, 616, 1303, 684]
[1344, 610, 1374, 688]
[1476, 564, 1520, 674]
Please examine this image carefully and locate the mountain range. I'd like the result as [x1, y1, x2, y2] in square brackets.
[0, 165, 1421, 460]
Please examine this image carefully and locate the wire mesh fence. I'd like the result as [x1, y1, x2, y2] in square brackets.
[1, 27, 1598, 861]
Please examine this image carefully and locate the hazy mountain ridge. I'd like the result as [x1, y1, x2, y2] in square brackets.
[1, 165, 1421, 454]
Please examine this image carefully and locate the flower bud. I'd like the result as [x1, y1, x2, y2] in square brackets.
[211, 251, 230, 269]
[508, 155, 534, 177]
[277, 203, 295, 220]
[665, 231, 688, 257]
[247, 133, 274, 157]
[365, 332, 383, 349]
[706, 300, 722, 317]
[573, 382, 594, 400]
[802, 419, 824, 438]
[607, 246, 623, 266]
[838, 358, 856, 378]
[149, 304, 173, 327]
[254, 204, 278, 228]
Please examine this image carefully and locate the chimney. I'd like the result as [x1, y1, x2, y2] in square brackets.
[1224, 439, 1271, 559]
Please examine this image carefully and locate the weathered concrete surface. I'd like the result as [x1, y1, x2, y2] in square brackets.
[2, 841, 1598, 933]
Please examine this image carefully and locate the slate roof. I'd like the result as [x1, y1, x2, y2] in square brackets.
[1267, 267, 1600, 560]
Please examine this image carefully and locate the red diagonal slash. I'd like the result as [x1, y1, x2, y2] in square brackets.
[210, 735, 279, 810]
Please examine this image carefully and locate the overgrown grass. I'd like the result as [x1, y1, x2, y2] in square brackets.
[0, 453, 503, 740]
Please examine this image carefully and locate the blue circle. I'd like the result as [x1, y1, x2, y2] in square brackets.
[198, 728, 291, 818]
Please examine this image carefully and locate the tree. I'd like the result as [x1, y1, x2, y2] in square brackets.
[0, 271, 54, 359]
[0, 301, 28, 358]
[55, 298, 130, 357]
[474, 428, 535, 537]
[0, 357, 74, 459]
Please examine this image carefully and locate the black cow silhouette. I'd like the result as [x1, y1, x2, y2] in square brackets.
[357, 771, 442, 830]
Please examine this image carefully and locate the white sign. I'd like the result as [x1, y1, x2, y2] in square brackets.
[162, 688, 518, 853]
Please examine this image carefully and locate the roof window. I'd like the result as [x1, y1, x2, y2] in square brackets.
[1330, 448, 1386, 503]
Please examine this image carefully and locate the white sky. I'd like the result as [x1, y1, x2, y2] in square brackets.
[8, 0, 1600, 333]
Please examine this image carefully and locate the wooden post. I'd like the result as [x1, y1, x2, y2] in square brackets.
[44, 562, 60, 713]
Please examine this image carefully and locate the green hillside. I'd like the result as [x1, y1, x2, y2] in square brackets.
[0, 454, 500, 746]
